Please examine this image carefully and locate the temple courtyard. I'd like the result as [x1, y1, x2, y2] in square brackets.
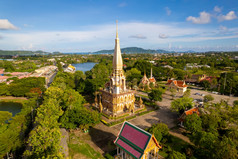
[69, 88, 237, 158]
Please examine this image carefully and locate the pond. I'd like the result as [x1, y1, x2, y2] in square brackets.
[0, 102, 22, 117]
[72, 62, 97, 73]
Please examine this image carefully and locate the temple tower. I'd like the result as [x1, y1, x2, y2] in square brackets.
[100, 21, 136, 116]
[110, 21, 126, 94]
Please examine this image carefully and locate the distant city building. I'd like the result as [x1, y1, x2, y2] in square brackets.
[64, 64, 76, 73]
[0, 69, 5, 76]
[185, 74, 207, 83]
[0, 76, 10, 83]
[184, 63, 210, 70]
[162, 65, 173, 69]
[114, 121, 162, 159]
[31, 65, 58, 85]
[166, 79, 187, 93]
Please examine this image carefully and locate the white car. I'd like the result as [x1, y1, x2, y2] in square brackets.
[212, 91, 219, 94]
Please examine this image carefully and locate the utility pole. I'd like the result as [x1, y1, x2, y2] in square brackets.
[223, 72, 227, 95]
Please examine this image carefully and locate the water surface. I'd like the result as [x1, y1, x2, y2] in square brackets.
[0, 102, 22, 117]
[72, 62, 97, 73]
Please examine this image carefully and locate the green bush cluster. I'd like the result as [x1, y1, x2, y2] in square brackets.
[0, 99, 36, 158]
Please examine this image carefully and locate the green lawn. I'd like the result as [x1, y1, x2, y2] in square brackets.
[68, 133, 104, 159]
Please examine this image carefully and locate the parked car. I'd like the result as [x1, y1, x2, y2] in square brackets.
[201, 94, 205, 96]
[212, 91, 219, 94]
[194, 93, 201, 95]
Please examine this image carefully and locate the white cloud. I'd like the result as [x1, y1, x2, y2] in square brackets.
[129, 34, 147, 39]
[1, 22, 238, 52]
[236, 45, 238, 48]
[218, 11, 237, 21]
[0, 19, 18, 30]
[187, 11, 211, 24]
[165, 7, 171, 16]
[159, 34, 168, 39]
[214, 6, 221, 13]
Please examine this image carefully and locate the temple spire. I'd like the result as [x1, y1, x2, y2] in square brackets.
[150, 67, 153, 78]
[116, 20, 118, 39]
[113, 20, 123, 73]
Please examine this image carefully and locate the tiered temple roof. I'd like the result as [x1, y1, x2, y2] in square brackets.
[114, 121, 161, 159]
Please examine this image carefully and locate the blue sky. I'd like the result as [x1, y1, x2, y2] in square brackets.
[0, 0, 238, 52]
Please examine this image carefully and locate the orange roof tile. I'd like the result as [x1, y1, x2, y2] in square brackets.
[185, 107, 200, 116]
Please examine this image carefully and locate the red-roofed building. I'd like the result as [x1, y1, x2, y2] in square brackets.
[166, 79, 187, 93]
[0, 69, 5, 75]
[178, 107, 200, 126]
[0, 76, 10, 83]
[114, 121, 161, 159]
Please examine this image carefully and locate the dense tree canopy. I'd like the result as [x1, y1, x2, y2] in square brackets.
[171, 97, 194, 114]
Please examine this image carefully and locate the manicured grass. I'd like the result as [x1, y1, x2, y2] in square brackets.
[69, 143, 103, 159]
[68, 133, 104, 159]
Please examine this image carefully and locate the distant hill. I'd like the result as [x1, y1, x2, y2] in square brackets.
[0, 50, 60, 56]
[94, 47, 173, 54]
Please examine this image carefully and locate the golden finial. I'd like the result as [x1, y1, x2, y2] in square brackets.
[116, 20, 118, 38]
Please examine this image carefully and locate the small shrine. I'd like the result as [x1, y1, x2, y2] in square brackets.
[140, 68, 156, 88]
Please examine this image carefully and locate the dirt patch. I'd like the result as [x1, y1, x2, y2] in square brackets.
[0, 96, 28, 100]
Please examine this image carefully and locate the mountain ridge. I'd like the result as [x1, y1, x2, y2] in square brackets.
[94, 47, 175, 54]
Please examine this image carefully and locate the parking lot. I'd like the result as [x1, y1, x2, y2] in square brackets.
[186, 88, 237, 106]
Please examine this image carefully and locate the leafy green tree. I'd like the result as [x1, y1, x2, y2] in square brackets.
[8, 77, 45, 97]
[173, 69, 185, 80]
[25, 98, 64, 158]
[170, 88, 176, 99]
[0, 111, 12, 125]
[201, 80, 211, 90]
[171, 97, 194, 114]
[191, 131, 218, 158]
[233, 100, 238, 106]
[126, 68, 142, 82]
[60, 108, 100, 130]
[214, 136, 238, 159]
[0, 83, 9, 96]
[201, 112, 221, 133]
[183, 89, 191, 97]
[204, 95, 214, 102]
[184, 113, 202, 133]
[167, 151, 186, 159]
[146, 123, 169, 142]
[56, 60, 63, 72]
[148, 88, 164, 102]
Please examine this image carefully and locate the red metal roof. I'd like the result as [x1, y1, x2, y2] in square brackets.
[115, 122, 157, 159]
[117, 139, 142, 158]
[120, 124, 149, 150]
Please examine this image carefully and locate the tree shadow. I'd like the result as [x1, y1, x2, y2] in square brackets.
[150, 107, 179, 128]
[89, 127, 117, 155]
